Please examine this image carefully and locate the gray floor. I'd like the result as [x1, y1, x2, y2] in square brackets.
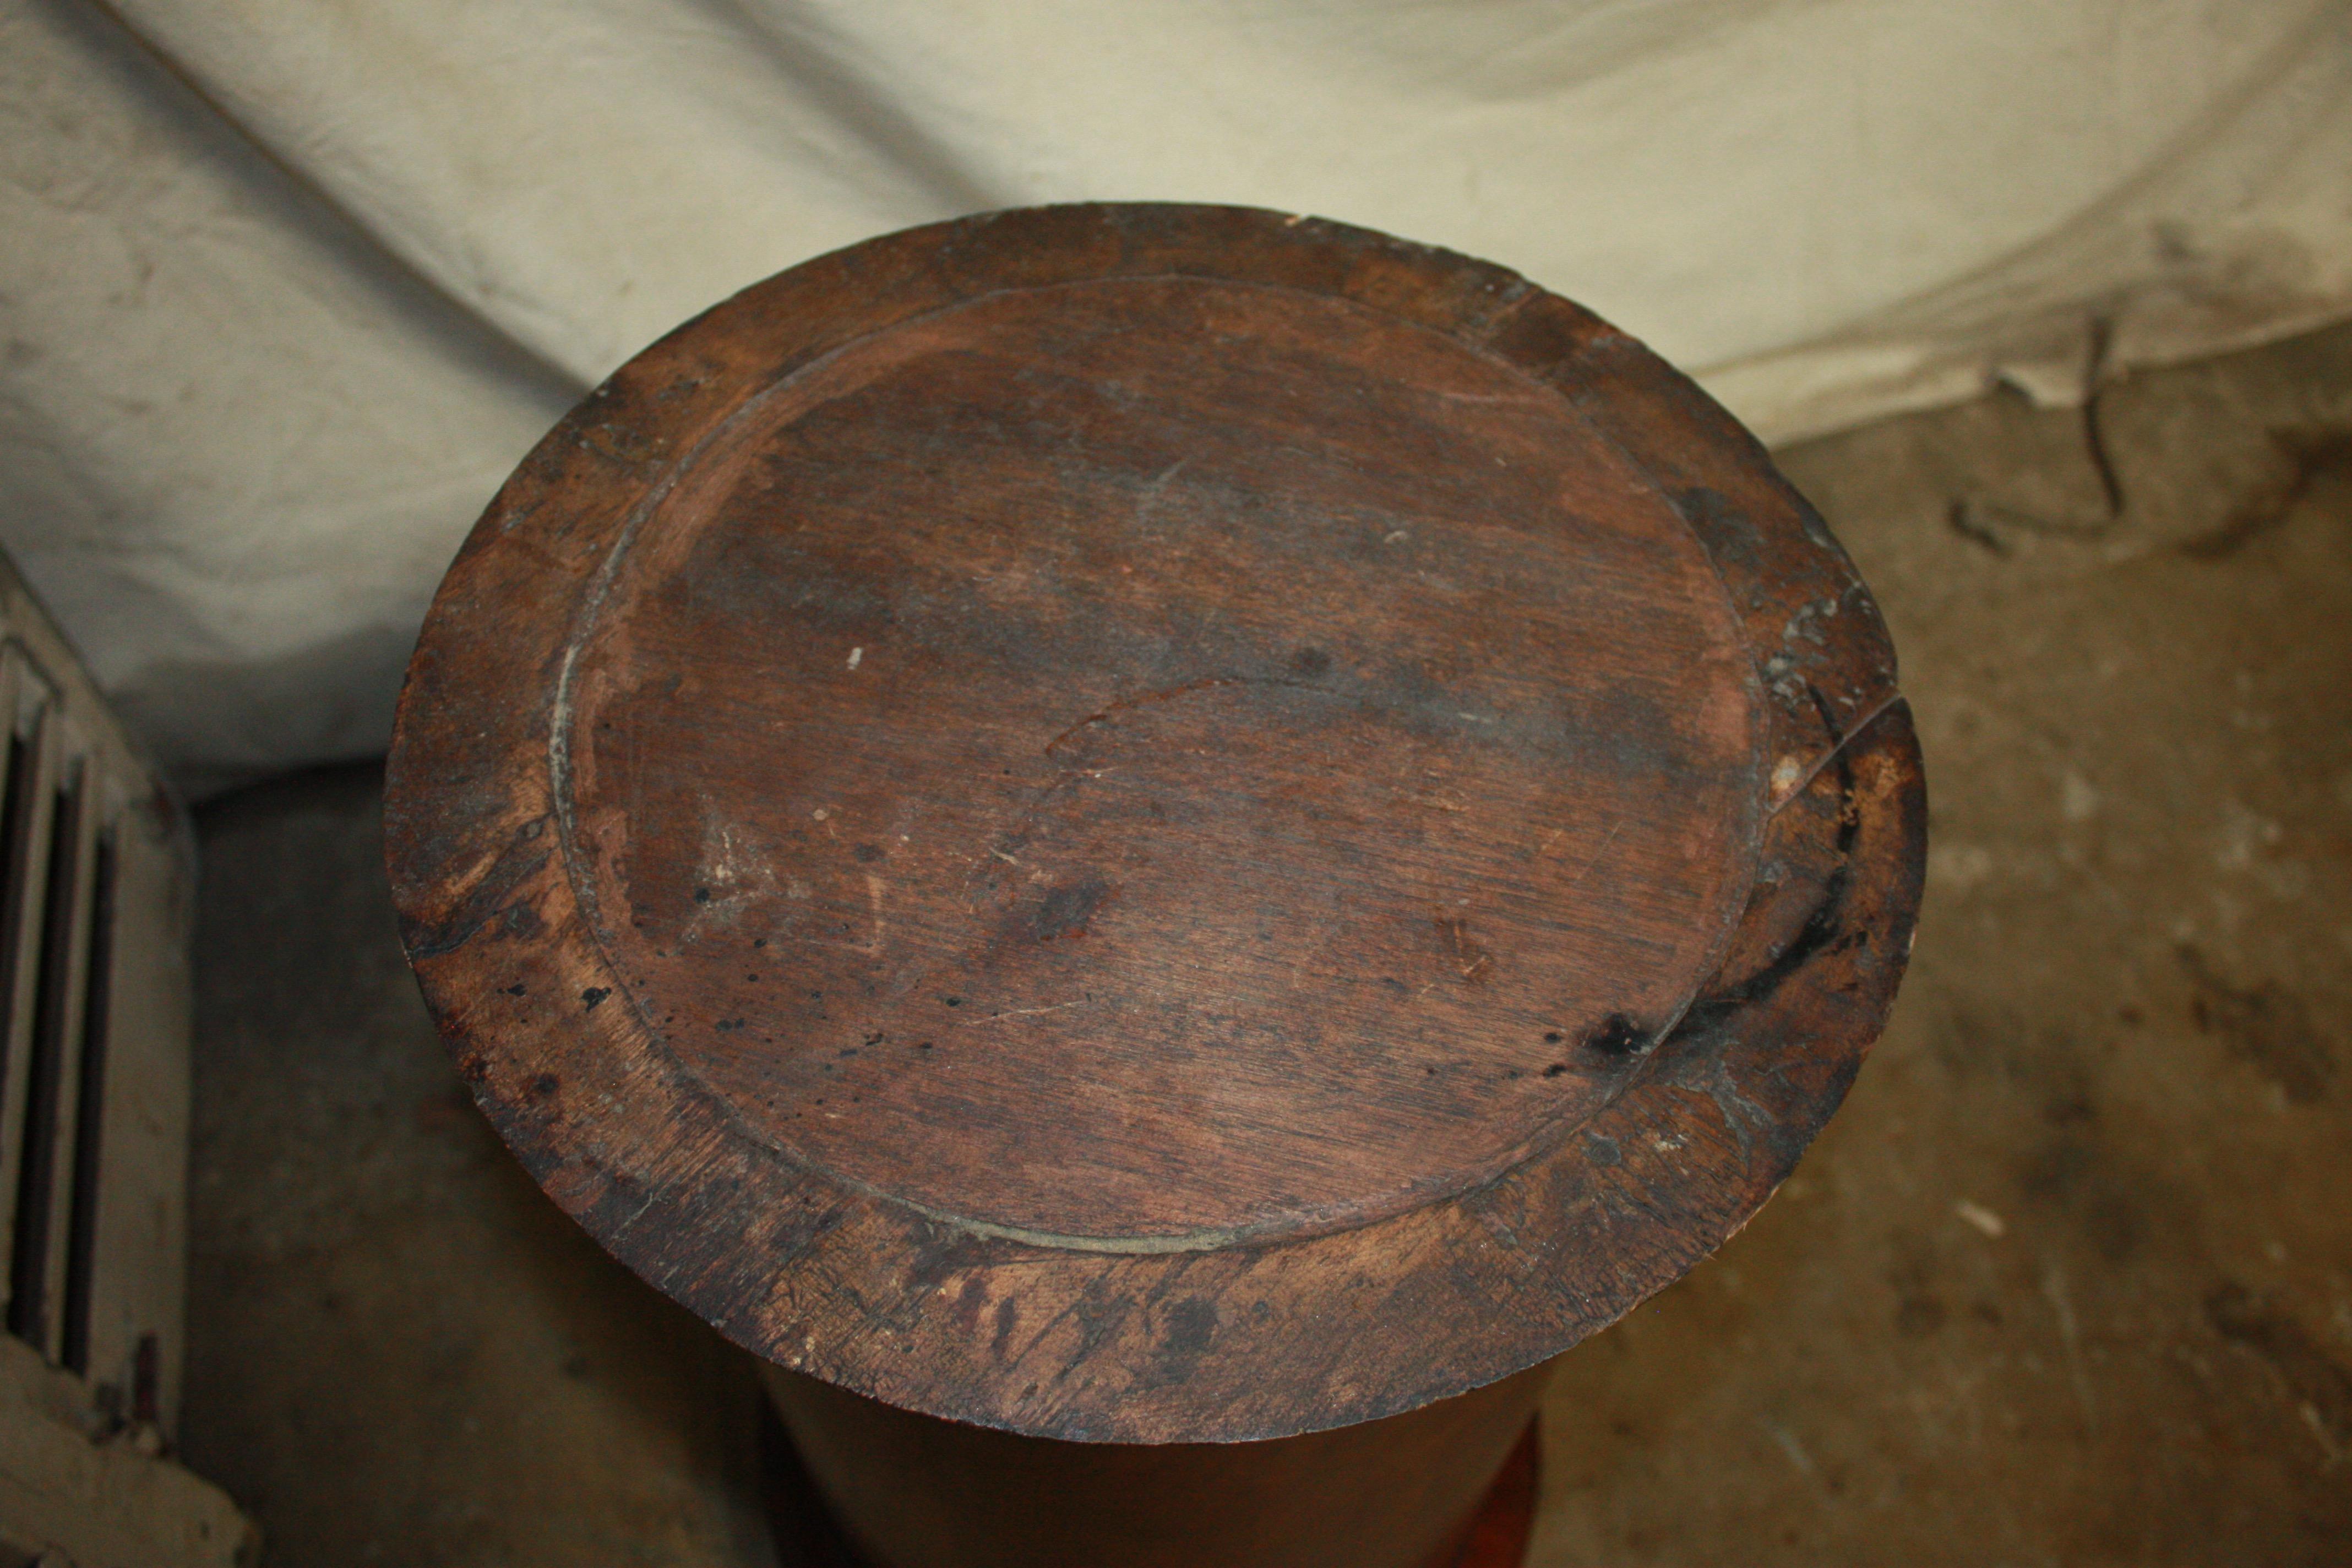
[182, 325, 2352, 1566]
[186, 770, 776, 1565]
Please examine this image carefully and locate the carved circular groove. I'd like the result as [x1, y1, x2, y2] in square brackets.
[560, 276, 1762, 1242]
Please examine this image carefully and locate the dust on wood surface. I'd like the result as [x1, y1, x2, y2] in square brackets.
[384, 204, 1924, 1443]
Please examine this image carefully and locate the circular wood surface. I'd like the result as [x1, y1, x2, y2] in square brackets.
[386, 204, 1926, 1443]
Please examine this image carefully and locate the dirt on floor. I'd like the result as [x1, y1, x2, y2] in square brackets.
[180, 323, 2352, 1567]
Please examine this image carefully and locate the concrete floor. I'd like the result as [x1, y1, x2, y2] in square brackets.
[181, 324, 2352, 1566]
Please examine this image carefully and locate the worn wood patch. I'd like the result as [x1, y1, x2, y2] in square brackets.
[385, 203, 1924, 1444]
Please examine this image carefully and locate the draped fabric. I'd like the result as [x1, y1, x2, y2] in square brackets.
[6, 0, 2349, 788]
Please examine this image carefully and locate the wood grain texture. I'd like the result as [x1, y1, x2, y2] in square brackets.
[384, 204, 1925, 1444]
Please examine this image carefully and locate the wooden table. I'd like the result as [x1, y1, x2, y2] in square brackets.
[385, 204, 1925, 1567]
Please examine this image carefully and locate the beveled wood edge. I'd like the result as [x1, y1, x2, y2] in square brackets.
[384, 203, 1921, 1441]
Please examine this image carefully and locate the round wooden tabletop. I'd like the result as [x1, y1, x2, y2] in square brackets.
[385, 204, 1925, 1444]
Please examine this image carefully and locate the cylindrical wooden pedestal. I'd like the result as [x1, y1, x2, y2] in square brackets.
[385, 204, 1925, 1566]
[763, 1362, 1548, 1568]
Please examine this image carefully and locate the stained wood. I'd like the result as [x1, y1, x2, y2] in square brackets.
[386, 203, 1926, 1444]
[764, 1362, 1547, 1568]
[570, 273, 1756, 1246]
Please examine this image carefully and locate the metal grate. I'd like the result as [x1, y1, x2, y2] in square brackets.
[5, 758, 86, 1353]
[0, 603, 193, 1438]
[61, 828, 117, 1378]
[0, 559, 243, 1561]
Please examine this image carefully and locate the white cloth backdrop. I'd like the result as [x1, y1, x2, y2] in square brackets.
[5, 0, 2349, 790]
